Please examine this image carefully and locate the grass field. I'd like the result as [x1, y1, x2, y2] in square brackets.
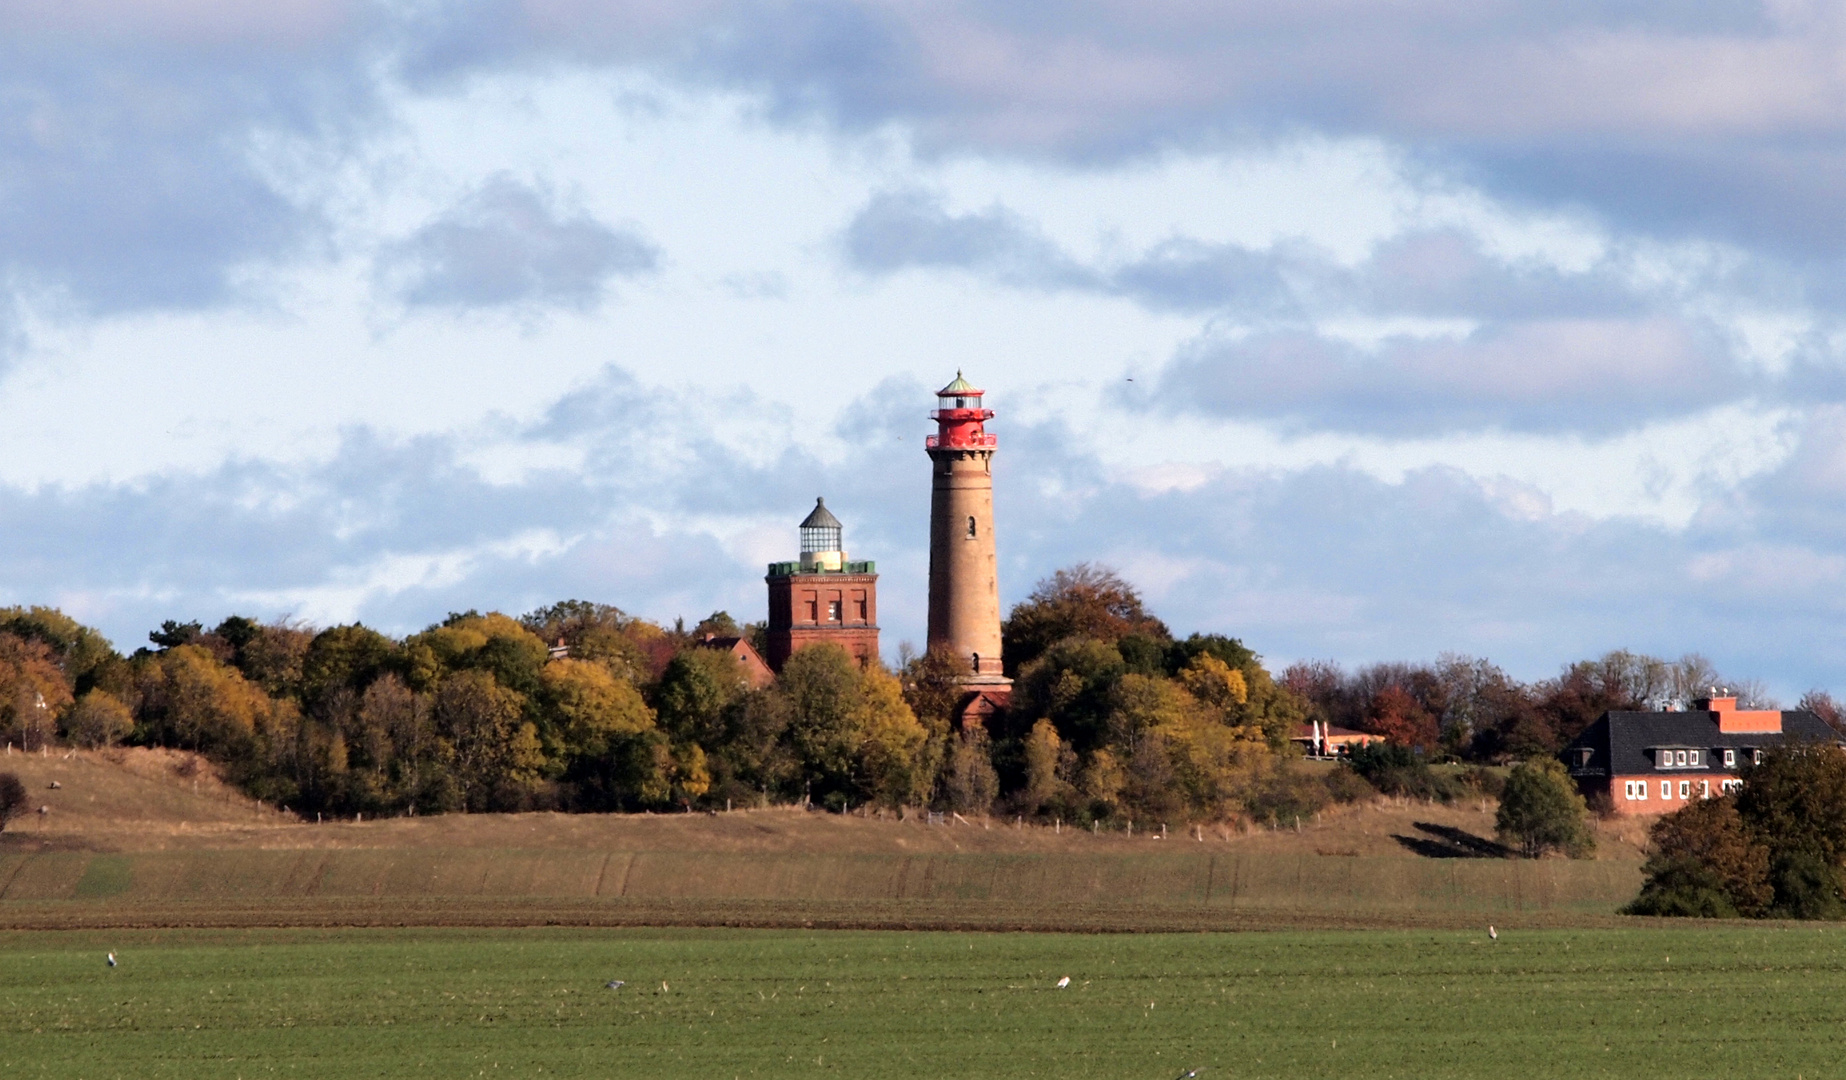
[3, 924, 1844, 1079]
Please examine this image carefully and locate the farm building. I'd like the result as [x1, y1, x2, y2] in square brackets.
[1291, 721, 1377, 757]
[1560, 695, 1842, 815]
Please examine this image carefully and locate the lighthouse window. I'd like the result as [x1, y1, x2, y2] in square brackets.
[828, 600, 841, 622]
[955, 396, 968, 408]
[857, 599, 867, 620]
[972, 653, 981, 674]
[966, 516, 977, 538]
[806, 600, 818, 622]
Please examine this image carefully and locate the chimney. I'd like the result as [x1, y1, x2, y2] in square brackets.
[1696, 695, 1781, 734]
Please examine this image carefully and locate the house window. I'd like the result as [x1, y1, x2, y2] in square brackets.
[1753, 749, 1764, 764]
[1701, 781, 1711, 799]
[1689, 750, 1700, 766]
[1662, 781, 1673, 799]
[1674, 750, 1687, 767]
[1679, 781, 1690, 799]
[1723, 749, 1735, 768]
[1722, 779, 1742, 794]
[828, 600, 842, 622]
[1635, 781, 1648, 800]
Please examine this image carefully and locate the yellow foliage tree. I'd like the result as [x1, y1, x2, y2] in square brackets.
[540, 657, 657, 759]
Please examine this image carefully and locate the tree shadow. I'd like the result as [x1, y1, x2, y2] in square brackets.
[1390, 821, 1511, 859]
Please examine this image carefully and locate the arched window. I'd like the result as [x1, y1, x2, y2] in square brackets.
[971, 653, 981, 673]
[966, 515, 977, 538]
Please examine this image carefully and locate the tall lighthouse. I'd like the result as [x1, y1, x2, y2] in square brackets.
[926, 372, 1010, 693]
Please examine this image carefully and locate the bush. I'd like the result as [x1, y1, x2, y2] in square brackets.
[1624, 858, 1743, 918]
[1344, 743, 1464, 802]
[1459, 766, 1505, 799]
[1322, 766, 1377, 804]
[1768, 852, 1845, 920]
[1496, 757, 1595, 859]
[1245, 764, 1332, 826]
[0, 772, 25, 831]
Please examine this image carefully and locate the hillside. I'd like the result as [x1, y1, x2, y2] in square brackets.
[0, 747, 1650, 929]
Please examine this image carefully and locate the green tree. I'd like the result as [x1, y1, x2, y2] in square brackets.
[655, 647, 748, 746]
[1734, 742, 1846, 918]
[1496, 757, 1595, 858]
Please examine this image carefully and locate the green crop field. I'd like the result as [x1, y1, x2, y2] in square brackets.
[3, 925, 1844, 1080]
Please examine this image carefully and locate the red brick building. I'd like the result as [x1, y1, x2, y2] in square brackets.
[1561, 695, 1841, 815]
[764, 498, 880, 671]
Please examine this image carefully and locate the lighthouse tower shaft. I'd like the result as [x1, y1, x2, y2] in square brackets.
[925, 374, 1008, 684]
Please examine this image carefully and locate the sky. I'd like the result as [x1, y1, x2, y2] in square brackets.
[4, 1, 1846, 699]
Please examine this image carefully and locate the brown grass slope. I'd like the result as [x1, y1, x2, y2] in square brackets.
[0, 747, 1646, 930]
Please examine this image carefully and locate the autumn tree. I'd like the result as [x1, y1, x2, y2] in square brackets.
[433, 669, 540, 811]
[0, 633, 74, 750]
[1626, 797, 1771, 918]
[1001, 563, 1169, 675]
[61, 690, 134, 749]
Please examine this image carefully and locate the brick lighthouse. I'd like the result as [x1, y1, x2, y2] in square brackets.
[926, 373, 1011, 701]
[764, 498, 880, 671]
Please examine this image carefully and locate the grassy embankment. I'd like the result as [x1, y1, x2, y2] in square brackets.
[4, 924, 1844, 1079]
[0, 747, 1650, 930]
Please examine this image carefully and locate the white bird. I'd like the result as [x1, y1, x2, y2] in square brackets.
[1174, 1070, 1200, 1080]
[604, 980, 624, 989]
[1488, 925, 1498, 941]
[106, 952, 116, 967]
[1056, 976, 1070, 989]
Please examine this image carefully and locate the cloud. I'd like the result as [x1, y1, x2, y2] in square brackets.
[384, 2, 1846, 256]
[0, 5, 379, 315]
[1, 366, 1844, 698]
[376, 175, 658, 311]
[1155, 318, 1749, 437]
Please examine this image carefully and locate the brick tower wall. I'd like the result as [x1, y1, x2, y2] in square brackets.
[764, 570, 880, 671]
[926, 447, 1004, 679]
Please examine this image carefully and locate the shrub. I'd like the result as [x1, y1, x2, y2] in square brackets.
[1322, 766, 1377, 804]
[1496, 757, 1595, 859]
[0, 772, 25, 831]
[1245, 764, 1331, 827]
[1344, 743, 1464, 802]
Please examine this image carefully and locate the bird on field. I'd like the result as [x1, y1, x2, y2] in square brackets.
[1056, 976, 1070, 989]
[1488, 926, 1498, 941]
[1174, 1070, 1200, 1080]
[605, 980, 625, 990]
[106, 952, 116, 967]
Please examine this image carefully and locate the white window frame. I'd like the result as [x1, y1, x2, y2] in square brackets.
[1662, 781, 1673, 800]
[1679, 781, 1690, 799]
[1689, 750, 1701, 766]
[1723, 749, 1735, 767]
[1722, 779, 1742, 794]
[1700, 780, 1711, 799]
[1753, 749, 1764, 764]
[1675, 750, 1687, 766]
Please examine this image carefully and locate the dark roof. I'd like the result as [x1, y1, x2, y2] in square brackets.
[799, 498, 842, 529]
[1563, 709, 1841, 778]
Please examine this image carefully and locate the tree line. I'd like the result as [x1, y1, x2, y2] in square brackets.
[0, 562, 1836, 835]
